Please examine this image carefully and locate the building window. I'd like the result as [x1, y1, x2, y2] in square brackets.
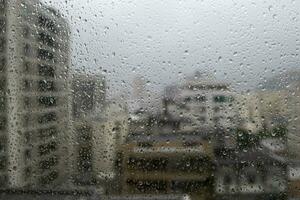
[23, 80, 33, 91]
[39, 141, 57, 155]
[0, 96, 5, 111]
[0, 18, 6, 34]
[38, 112, 57, 124]
[0, 57, 6, 72]
[0, 140, 5, 154]
[214, 95, 234, 103]
[0, 156, 6, 170]
[38, 32, 56, 47]
[0, 0, 6, 12]
[24, 167, 32, 180]
[39, 170, 58, 185]
[0, 116, 6, 130]
[39, 96, 57, 107]
[38, 80, 55, 91]
[23, 26, 30, 38]
[213, 106, 221, 112]
[23, 43, 32, 57]
[184, 96, 192, 103]
[38, 49, 54, 61]
[23, 61, 31, 73]
[24, 97, 30, 108]
[24, 149, 31, 159]
[39, 156, 58, 170]
[247, 173, 257, 184]
[0, 37, 5, 53]
[23, 116, 30, 127]
[39, 127, 57, 138]
[38, 64, 55, 77]
[77, 126, 92, 141]
[0, 79, 5, 92]
[38, 15, 58, 33]
[195, 95, 206, 102]
[78, 146, 92, 172]
[24, 132, 31, 144]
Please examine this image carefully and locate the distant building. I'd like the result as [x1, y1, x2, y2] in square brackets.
[288, 162, 300, 199]
[0, 189, 190, 200]
[0, 0, 71, 188]
[256, 90, 288, 129]
[96, 101, 129, 183]
[71, 74, 129, 190]
[163, 72, 238, 149]
[120, 133, 215, 200]
[235, 93, 263, 133]
[129, 75, 149, 113]
[72, 73, 106, 119]
[286, 82, 300, 160]
[255, 71, 300, 160]
[71, 105, 128, 188]
[128, 110, 177, 137]
[215, 149, 287, 200]
[71, 72, 106, 187]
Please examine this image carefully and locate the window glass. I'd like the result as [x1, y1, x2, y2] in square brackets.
[0, 0, 299, 199]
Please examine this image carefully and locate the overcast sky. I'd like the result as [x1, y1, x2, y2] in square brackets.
[42, 0, 300, 107]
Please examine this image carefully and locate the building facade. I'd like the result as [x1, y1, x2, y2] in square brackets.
[120, 134, 215, 200]
[164, 74, 238, 149]
[71, 74, 129, 190]
[0, 0, 71, 188]
[71, 73, 106, 187]
[215, 149, 287, 200]
[235, 93, 263, 134]
[96, 102, 129, 183]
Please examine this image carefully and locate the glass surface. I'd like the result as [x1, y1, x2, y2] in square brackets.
[0, 0, 299, 200]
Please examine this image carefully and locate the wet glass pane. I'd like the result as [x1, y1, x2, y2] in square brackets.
[0, 0, 299, 199]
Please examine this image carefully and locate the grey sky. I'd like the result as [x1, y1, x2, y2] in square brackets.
[42, 0, 300, 101]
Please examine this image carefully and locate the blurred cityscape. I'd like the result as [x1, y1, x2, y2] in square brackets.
[0, 0, 300, 200]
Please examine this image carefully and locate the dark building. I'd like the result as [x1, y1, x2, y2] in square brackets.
[214, 149, 287, 200]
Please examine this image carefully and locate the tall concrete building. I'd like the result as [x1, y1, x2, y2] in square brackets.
[71, 73, 106, 187]
[71, 74, 129, 190]
[129, 75, 148, 113]
[0, 0, 71, 188]
[72, 73, 106, 119]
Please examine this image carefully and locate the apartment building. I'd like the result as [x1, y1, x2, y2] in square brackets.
[72, 73, 106, 119]
[164, 73, 238, 149]
[71, 74, 129, 189]
[120, 133, 215, 200]
[0, 0, 71, 188]
[96, 102, 129, 183]
[215, 149, 287, 200]
[71, 73, 106, 186]
[235, 93, 263, 133]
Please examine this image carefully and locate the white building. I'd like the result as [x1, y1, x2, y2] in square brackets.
[165, 74, 238, 134]
[71, 74, 128, 187]
[235, 93, 263, 133]
[0, 0, 71, 188]
[95, 102, 129, 181]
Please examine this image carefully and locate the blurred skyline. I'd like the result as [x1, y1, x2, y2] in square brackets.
[42, 0, 299, 102]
